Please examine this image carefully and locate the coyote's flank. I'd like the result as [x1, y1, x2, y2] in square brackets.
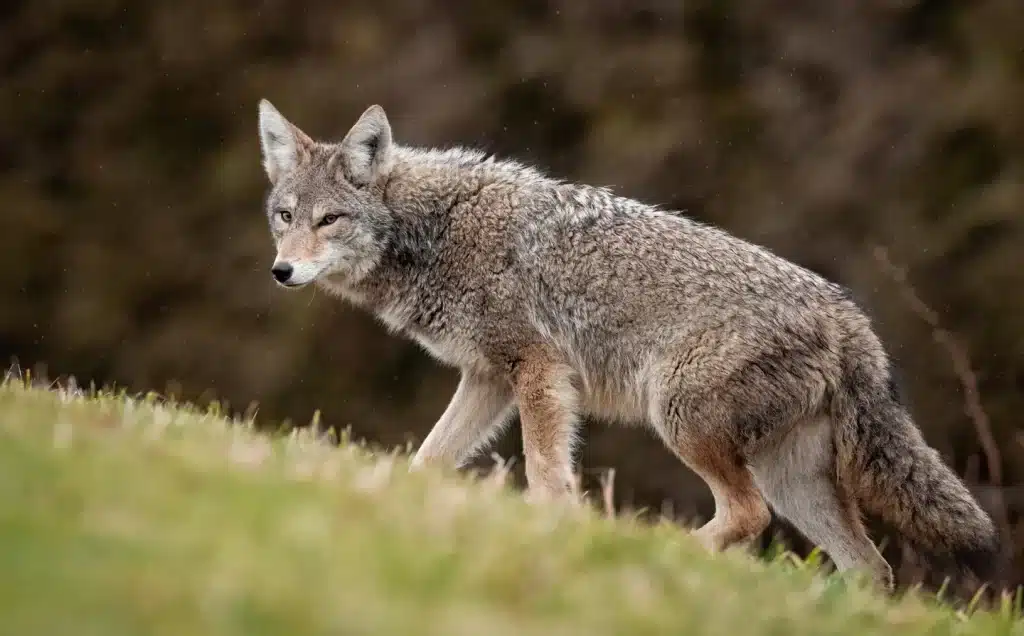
[256, 100, 999, 591]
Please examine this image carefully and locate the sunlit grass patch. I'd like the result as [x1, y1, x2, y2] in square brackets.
[0, 379, 1021, 635]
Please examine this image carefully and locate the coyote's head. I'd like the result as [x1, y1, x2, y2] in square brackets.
[257, 100, 393, 289]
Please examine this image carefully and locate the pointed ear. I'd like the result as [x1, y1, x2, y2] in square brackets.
[258, 99, 314, 184]
[336, 105, 393, 187]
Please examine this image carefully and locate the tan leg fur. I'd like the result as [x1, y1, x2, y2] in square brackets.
[512, 347, 580, 503]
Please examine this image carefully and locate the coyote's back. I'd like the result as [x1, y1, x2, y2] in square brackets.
[256, 100, 1000, 591]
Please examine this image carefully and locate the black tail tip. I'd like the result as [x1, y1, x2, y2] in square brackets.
[952, 532, 1004, 586]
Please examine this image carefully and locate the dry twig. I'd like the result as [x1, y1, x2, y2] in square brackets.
[872, 245, 1002, 487]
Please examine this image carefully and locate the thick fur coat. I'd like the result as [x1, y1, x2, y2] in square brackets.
[257, 101, 999, 590]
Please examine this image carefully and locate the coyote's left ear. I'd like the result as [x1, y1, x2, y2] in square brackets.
[336, 105, 393, 187]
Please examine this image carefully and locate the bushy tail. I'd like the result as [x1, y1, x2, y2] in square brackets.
[834, 360, 1001, 583]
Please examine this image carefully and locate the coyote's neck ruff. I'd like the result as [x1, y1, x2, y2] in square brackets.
[257, 100, 999, 591]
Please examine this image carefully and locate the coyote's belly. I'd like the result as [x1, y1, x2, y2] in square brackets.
[577, 379, 651, 426]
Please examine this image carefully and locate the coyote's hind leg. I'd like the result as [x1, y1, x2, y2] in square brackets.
[749, 415, 893, 591]
[651, 376, 771, 552]
[671, 438, 771, 552]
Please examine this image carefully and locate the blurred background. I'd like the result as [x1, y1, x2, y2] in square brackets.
[1, 0, 1022, 588]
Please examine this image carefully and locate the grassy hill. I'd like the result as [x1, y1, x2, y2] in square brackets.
[0, 379, 1021, 635]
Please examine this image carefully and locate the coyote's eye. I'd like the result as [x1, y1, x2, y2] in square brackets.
[276, 210, 292, 224]
[318, 213, 340, 227]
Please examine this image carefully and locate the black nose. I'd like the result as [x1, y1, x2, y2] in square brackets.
[271, 262, 293, 283]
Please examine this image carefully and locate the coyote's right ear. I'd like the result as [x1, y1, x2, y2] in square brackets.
[258, 99, 314, 184]
[337, 105, 393, 187]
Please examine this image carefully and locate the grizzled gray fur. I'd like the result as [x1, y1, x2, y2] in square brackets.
[257, 100, 998, 591]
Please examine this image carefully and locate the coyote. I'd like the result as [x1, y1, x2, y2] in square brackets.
[256, 100, 998, 589]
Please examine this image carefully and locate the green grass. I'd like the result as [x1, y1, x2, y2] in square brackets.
[0, 380, 1021, 635]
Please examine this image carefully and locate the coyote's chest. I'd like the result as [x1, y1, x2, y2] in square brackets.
[410, 329, 492, 373]
[377, 299, 493, 373]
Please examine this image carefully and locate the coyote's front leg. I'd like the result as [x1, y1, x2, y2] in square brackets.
[410, 371, 514, 470]
[513, 348, 580, 503]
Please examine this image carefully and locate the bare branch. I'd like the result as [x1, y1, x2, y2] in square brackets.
[871, 245, 1002, 487]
